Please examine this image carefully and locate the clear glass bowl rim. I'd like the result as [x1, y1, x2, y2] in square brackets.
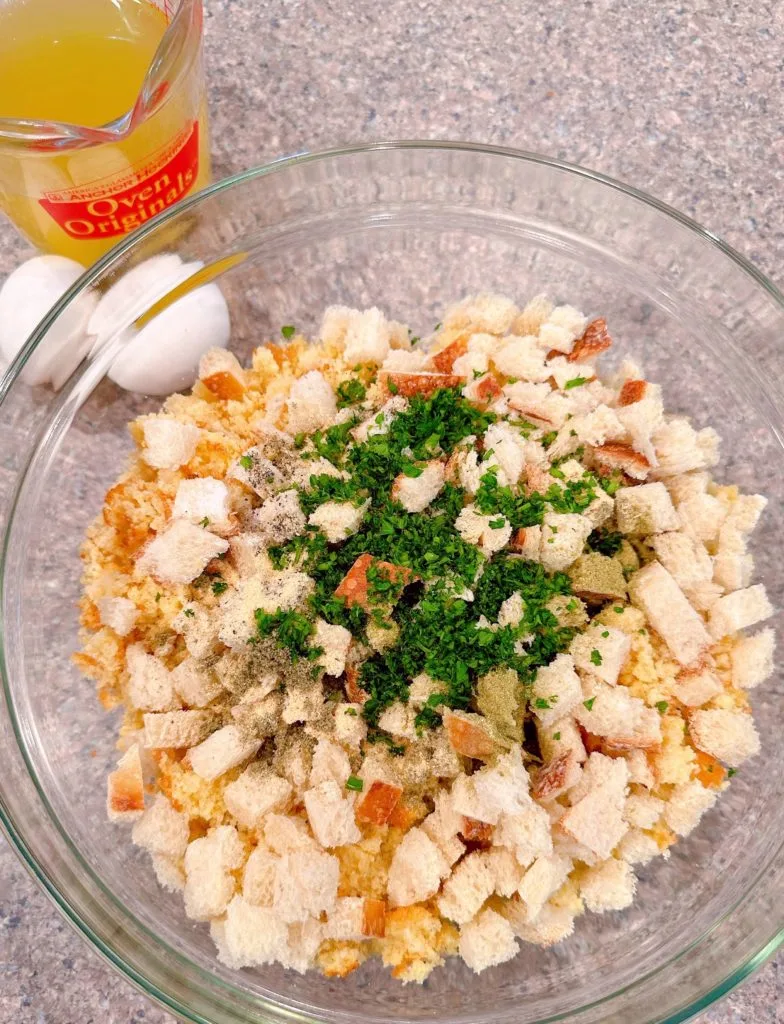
[0, 139, 782, 1024]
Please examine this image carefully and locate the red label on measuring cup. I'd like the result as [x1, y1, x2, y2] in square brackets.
[38, 121, 200, 240]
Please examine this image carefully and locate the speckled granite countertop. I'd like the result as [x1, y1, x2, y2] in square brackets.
[0, 2, 782, 1022]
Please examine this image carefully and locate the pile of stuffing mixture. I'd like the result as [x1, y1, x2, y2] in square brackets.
[76, 293, 775, 981]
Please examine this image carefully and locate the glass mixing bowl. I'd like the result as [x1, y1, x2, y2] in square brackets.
[0, 143, 782, 1024]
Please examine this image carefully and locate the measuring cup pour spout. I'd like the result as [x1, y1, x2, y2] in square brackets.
[0, 0, 210, 262]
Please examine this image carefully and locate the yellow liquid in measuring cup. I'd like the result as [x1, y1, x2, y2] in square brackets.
[0, 0, 210, 262]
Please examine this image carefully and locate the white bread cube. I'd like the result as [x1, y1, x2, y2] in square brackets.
[517, 853, 572, 921]
[539, 513, 593, 572]
[444, 293, 518, 335]
[183, 826, 245, 921]
[709, 585, 773, 639]
[511, 294, 553, 336]
[624, 793, 665, 830]
[504, 380, 573, 429]
[457, 748, 532, 825]
[188, 725, 260, 781]
[454, 504, 513, 555]
[615, 483, 680, 535]
[304, 780, 361, 848]
[616, 385, 664, 464]
[531, 654, 583, 726]
[96, 596, 139, 637]
[171, 657, 223, 708]
[323, 896, 365, 941]
[712, 525, 754, 593]
[678, 492, 728, 544]
[731, 629, 775, 689]
[333, 703, 368, 748]
[437, 851, 495, 924]
[569, 623, 632, 686]
[173, 477, 232, 534]
[352, 396, 407, 442]
[224, 765, 293, 828]
[671, 666, 723, 707]
[131, 795, 189, 860]
[516, 524, 543, 562]
[137, 520, 228, 585]
[174, 602, 221, 660]
[580, 858, 636, 912]
[273, 849, 340, 924]
[689, 709, 761, 766]
[498, 591, 525, 627]
[106, 744, 145, 822]
[494, 804, 553, 867]
[308, 500, 367, 543]
[151, 854, 186, 893]
[285, 918, 326, 974]
[141, 416, 200, 470]
[125, 644, 177, 712]
[378, 701, 417, 740]
[421, 792, 466, 866]
[249, 489, 306, 545]
[309, 737, 351, 788]
[219, 571, 314, 649]
[387, 827, 450, 907]
[652, 419, 720, 477]
[492, 335, 550, 383]
[650, 532, 713, 589]
[243, 846, 279, 906]
[229, 447, 286, 499]
[263, 813, 318, 855]
[617, 829, 661, 867]
[484, 847, 524, 897]
[628, 561, 711, 666]
[383, 348, 427, 372]
[458, 908, 519, 974]
[392, 460, 446, 512]
[312, 619, 352, 677]
[502, 900, 575, 946]
[286, 370, 337, 434]
[623, 749, 655, 789]
[142, 710, 215, 749]
[575, 679, 662, 750]
[662, 780, 719, 837]
[584, 487, 615, 528]
[560, 756, 628, 860]
[282, 684, 325, 725]
[342, 307, 391, 364]
[218, 896, 289, 968]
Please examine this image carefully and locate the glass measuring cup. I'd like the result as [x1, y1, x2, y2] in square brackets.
[0, 0, 211, 263]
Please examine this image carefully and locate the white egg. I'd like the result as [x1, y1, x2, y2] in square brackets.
[87, 253, 231, 396]
[106, 281, 231, 395]
[0, 255, 97, 387]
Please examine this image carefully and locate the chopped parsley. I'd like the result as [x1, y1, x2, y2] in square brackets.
[727, 767, 738, 778]
[583, 697, 596, 711]
[655, 700, 669, 714]
[588, 528, 624, 556]
[239, 454, 254, 470]
[254, 609, 322, 663]
[212, 579, 229, 596]
[281, 324, 296, 340]
[590, 648, 603, 666]
[345, 775, 364, 791]
[182, 607, 195, 618]
[553, 731, 561, 740]
[199, 516, 211, 528]
[565, 376, 588, 389]
[336, 378, 367, 408]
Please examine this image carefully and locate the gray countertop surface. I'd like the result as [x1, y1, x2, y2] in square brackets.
[0, 1, 782, 1022]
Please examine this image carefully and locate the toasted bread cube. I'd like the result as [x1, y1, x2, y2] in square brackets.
[569, 623, 632, 686]
[532, 752, 581, 802]
[106, 744, 145, 821]
[308, 500, 367, 543]
[304, 779, 362, 848]
[131, 794, 189, 860]
[593, 443, 651, 480]
[537, 716, 587, 766]
[460, 816, 495, 844]
[504, 380, 572, 429]
[334, 553, 414, 610]
[382, 371, 462, 398]
[689, 709, 761, 766]
[142, 709, 215, 749]
[224, 765, 293, 829]
[430, 334, 469, 372]
[378, 701, 417, 740]
[458, 908, 519, 974]
[356, 779, 404, 825]
[444, 709, 497, 761]
[531, 653, 583, 726]
[362, 898, 387, 937]
[563, 316, 611, 362]
[309, 737, 351, 789]
[188, 724, 260, 781]
[125, 644, 177, 712]
[568, 552, 628, 603]
[708, 585, 773, 639]
[437, 850, 495, 924]
[517, 852, 572, 921]
[671, 666, 723, 707]
[286, 370, 337, 434]
[731, 629, 775, 689]
[140, 415, 200, 470]
[171, 657, 223, 708]
[242, 846, 279, 906]
[628, 561, 711, 666]
[387, 827, 450, 907]
[616, 483, 680, 535]
[198, 347, 247, 400]
[273, 848, 340, 924]
[96, 596, 139, 637]
[392, 460, 446, 513]
[662, 780, 719, 837]
[539, 512, 593, 572]
[137, 520, 229, 585]
[579, 858, 636, 912]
